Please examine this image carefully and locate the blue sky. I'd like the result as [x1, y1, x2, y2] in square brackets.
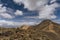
[0, 0, 60, 27]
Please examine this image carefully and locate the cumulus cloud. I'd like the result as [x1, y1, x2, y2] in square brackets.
[0, 20, 39, 27]
[15, 10, 23, 16]
[0, 20, 21, 27]
[13, 0, 59, 19]
[13, 0, 48, 10]
[39, 3, 58, 19]
[0, 13, 14, 19]
[0, 20, 14, 26]
[0, 4, 14, 19]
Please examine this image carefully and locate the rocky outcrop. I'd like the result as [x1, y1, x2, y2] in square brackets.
[0, 19, 60, 40]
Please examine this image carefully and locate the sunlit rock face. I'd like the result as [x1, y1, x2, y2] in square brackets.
[0, 19, 60, 40]
[20, 25, 31, 30]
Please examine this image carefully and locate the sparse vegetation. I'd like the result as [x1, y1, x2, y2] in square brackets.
[0, 20, 60, 40]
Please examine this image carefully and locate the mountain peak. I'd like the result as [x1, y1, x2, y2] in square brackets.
[34, 19, 54, 31]
[42, 19, 52, 23]
[37, 19, 53, 26]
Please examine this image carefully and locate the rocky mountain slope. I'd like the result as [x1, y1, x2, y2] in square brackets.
[0, 19, 60, 40]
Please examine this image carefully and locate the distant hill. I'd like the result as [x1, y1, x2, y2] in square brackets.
[0, 19, 60, 40]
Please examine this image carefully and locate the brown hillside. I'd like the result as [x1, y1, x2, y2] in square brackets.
[0, 19, 60, 40]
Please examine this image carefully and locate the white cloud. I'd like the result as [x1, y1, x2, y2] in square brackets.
[50, 0, 56, 3]
[13, 0, 22, 5]
[13, 0, 48, 10]
[0, 20, 14, 25]
[7, 8, 14, 14]
[0, 4, 14, 19]
[52, 19, 60, 24]
[0, 20, 39, 27]
[39, 3, 58, 19]
[19, 21, 38, 26]
[15, 10, 23, 16]
[13, 0, 59, 19]
[0, 20, 20, 27]
[0, 4, 6, 13]
[0, 13, 14, 19]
